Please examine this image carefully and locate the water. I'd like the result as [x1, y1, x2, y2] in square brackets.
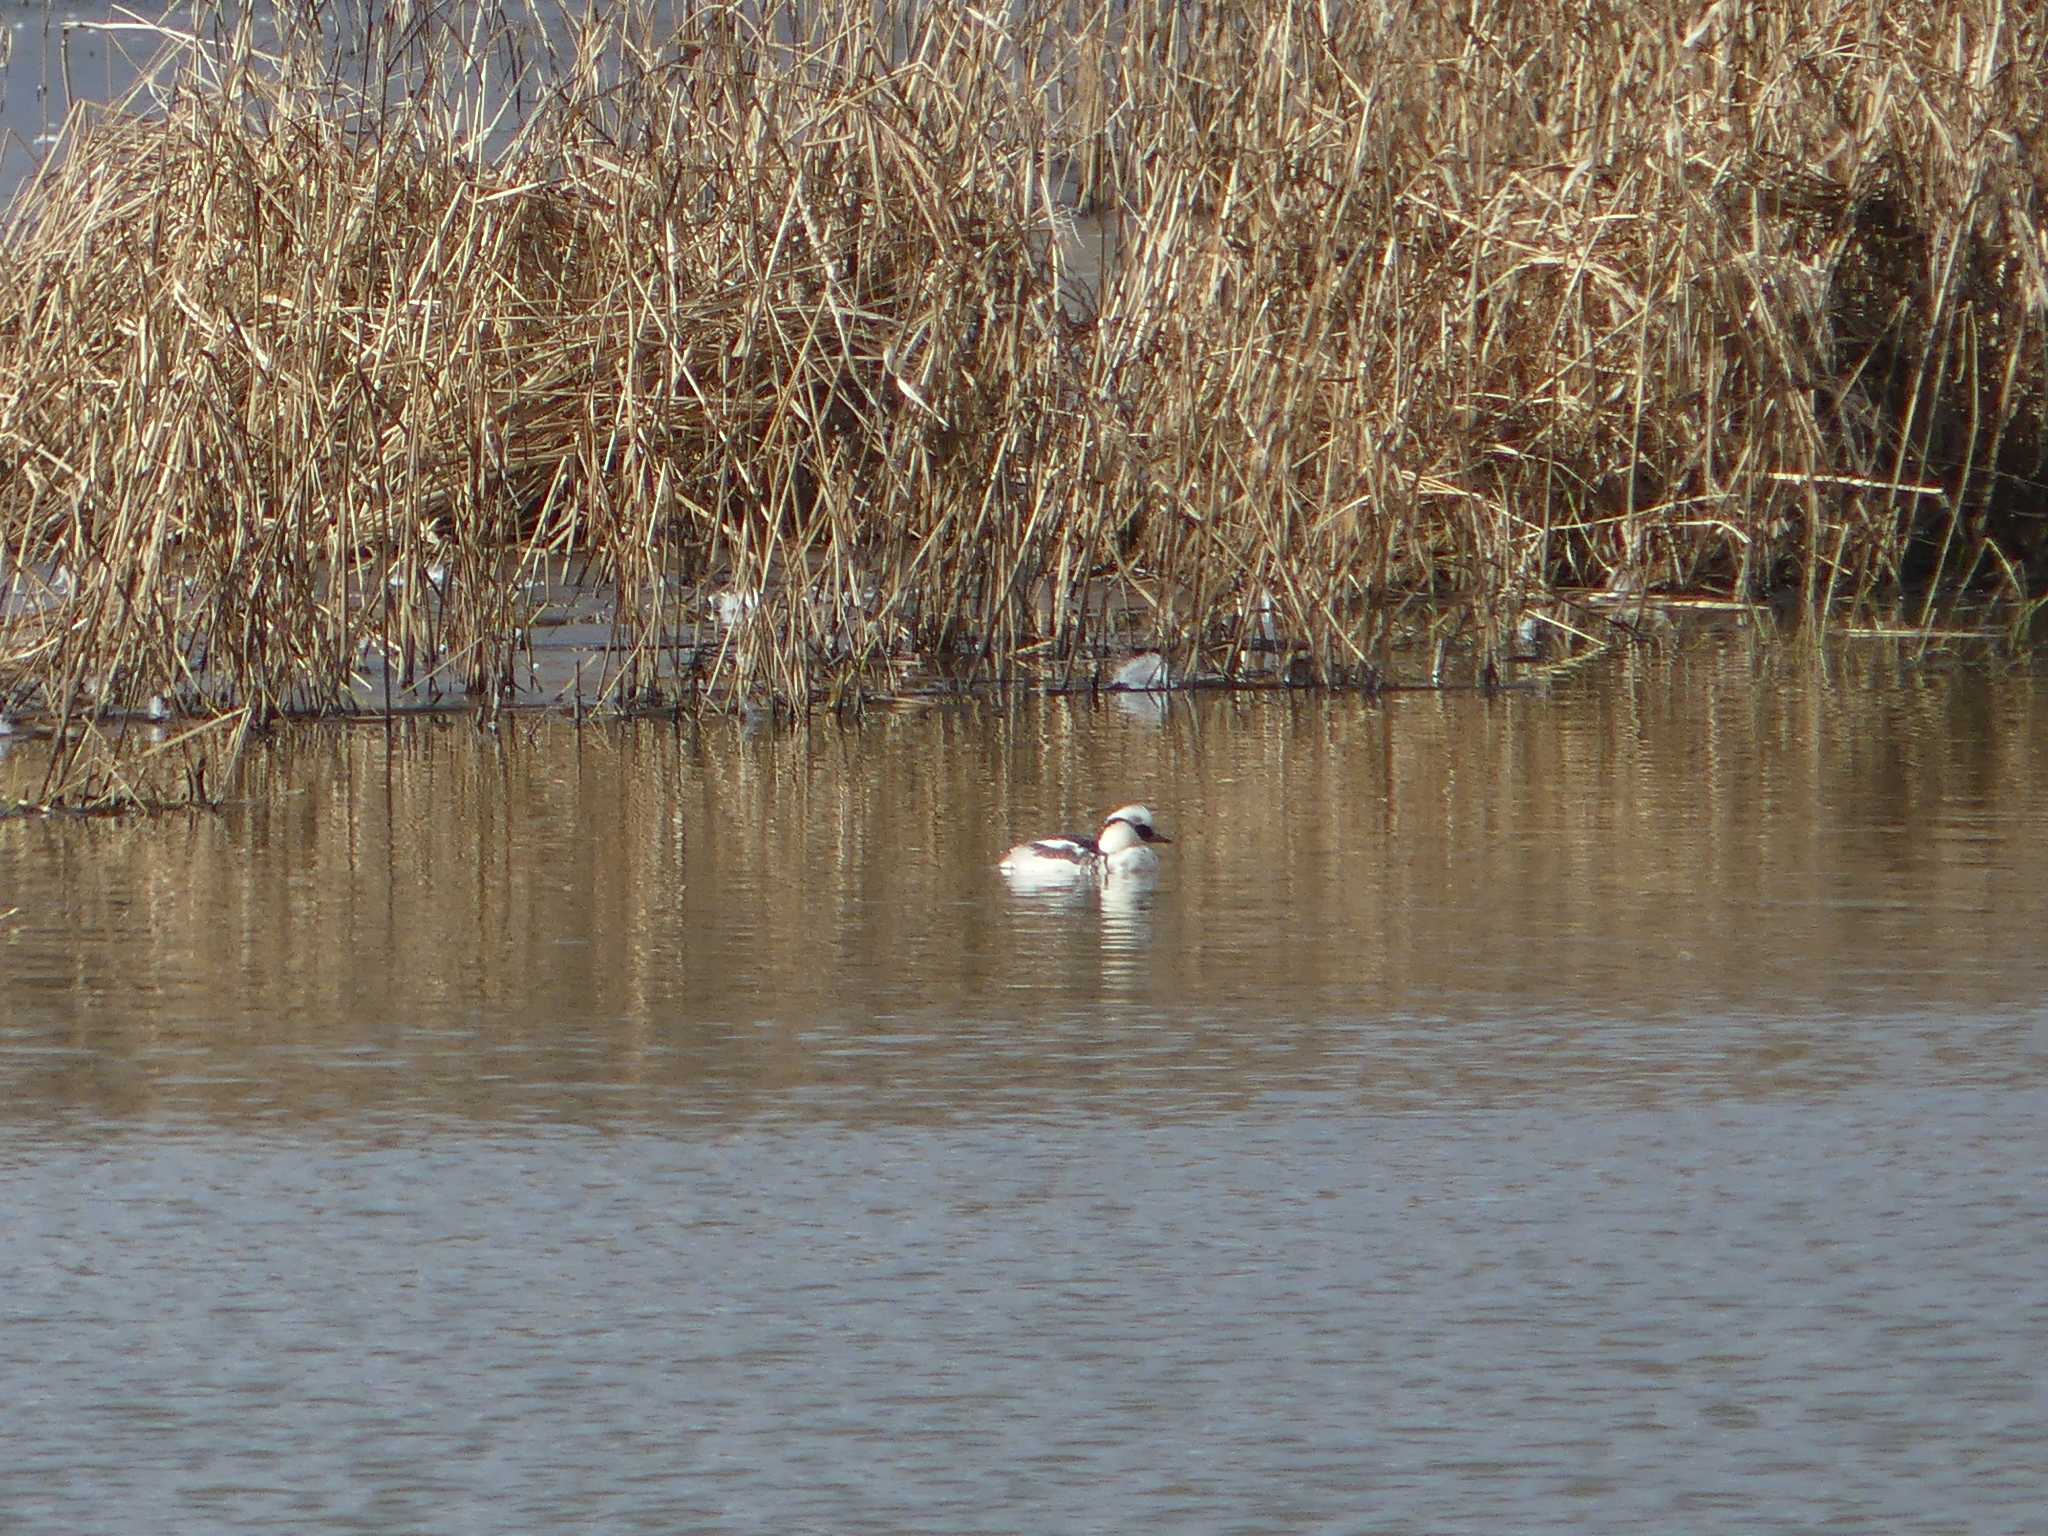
[4, 629, 2048, 1532]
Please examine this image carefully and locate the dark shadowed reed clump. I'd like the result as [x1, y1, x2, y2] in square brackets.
[2, 0, 2046, 806]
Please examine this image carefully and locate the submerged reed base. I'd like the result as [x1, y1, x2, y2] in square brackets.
[2, 0, 2045, 808]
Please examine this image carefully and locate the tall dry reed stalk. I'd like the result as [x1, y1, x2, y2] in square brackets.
[1, 0, 2044, 806]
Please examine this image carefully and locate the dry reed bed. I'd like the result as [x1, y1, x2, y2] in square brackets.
[1, 0, 2045, 806]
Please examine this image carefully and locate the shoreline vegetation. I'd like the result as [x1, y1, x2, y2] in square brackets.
[2, 0, 2046, 808]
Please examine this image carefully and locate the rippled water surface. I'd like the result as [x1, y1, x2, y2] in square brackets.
[4, 630, 2047, 1533]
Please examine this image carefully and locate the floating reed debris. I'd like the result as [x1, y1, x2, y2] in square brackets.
[2, 0, 2046, 806]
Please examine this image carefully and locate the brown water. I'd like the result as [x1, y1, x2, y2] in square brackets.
[3, 628, 2047, 1533]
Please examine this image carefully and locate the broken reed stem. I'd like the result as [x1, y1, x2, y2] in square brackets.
[0, 0, 2045, 806]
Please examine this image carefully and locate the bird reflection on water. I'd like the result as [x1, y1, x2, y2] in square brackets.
[997, 870, 1159, 994]
[1096, 878, 1157, 991]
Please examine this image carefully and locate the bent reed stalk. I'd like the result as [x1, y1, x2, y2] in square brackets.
[2, 0, 2045, 806]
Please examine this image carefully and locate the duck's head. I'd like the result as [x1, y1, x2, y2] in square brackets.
[1100, 804, 1172, 848]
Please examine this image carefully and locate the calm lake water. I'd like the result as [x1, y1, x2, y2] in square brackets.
[4, 626, 2048, 1533]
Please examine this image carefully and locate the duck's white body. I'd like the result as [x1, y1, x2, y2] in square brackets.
[999, 804, 1173, 884]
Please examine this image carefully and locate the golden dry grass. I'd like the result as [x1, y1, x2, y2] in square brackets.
[2, 0, 2045, 806]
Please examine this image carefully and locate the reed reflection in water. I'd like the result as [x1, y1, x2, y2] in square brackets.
[2, 628, 2046, 1123]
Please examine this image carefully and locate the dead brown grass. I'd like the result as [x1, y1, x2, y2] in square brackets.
[2, 0, 2045, 806]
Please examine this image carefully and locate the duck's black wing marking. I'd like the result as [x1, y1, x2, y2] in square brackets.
[1022, 834, 1099, 863]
